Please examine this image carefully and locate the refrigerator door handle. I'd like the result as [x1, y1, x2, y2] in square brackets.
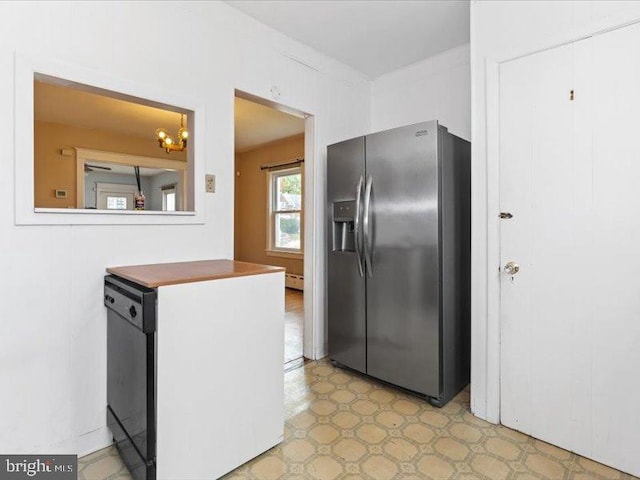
[354, 176, 365, 277]
[363, 175, 373, 277]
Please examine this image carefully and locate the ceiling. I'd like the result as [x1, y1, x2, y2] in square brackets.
[226, 0, 470, 78]
[35, 80, 188, 140]
[235, 97, 305, 152]
[36, 80, 304, 153]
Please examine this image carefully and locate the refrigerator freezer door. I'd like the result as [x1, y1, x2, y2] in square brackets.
[365, 121, 441, 396]
[327, 137, 367, 373]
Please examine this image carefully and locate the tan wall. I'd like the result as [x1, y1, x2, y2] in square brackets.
[34, 120, 186, 208]
[234, 134, 304, 276]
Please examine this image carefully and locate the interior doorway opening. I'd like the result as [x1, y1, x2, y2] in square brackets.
[233, 91, 311, 367]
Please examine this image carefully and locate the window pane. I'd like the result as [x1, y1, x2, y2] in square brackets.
[107, 196, 127, 210]
[276, 173, 301, 211]
[164, 192, 176, 211]
[275, 212, 300, 250]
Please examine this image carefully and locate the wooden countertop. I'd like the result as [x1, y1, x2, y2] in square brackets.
[106, 259, 285, 288]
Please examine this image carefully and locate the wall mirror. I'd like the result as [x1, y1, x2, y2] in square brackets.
[33, 74, 194, 213]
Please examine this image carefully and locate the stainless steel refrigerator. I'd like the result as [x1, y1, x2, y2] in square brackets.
[327, 120, 470, 407]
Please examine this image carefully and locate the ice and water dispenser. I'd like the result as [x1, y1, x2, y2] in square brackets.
[332, 200, 357, 252]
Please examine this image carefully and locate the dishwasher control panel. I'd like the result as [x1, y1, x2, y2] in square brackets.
[104, 275, 156, 333]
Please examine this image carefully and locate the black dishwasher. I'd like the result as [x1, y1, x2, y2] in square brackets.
[104, 275, 157, 480]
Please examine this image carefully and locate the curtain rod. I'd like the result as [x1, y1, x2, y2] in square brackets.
[260, 158, 304, 171]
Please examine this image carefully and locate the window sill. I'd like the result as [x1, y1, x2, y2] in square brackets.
[266, 249, 304, 260]
[20, 208, 203, 226]
[35, 208, 195, 215]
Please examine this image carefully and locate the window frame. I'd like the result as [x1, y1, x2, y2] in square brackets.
[14, 52, 205, 225]
[266, 166, 303, 258]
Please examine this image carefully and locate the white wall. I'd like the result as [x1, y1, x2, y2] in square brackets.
[0, 1, 370, 455]
[470, 0, 640, 423]
[371, 44, 470, 140]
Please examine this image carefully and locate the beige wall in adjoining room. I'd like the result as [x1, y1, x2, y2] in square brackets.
[34, 120, 186, 208]
[235, 134, 304, 275]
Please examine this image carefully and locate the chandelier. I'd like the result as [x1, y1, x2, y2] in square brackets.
[155, 114, 189, 153]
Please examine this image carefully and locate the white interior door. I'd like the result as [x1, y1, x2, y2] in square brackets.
[500, 39, 574, 445]
[500, 24, 640, 477]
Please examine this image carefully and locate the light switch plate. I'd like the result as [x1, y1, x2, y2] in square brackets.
[205, 174, 215, 193]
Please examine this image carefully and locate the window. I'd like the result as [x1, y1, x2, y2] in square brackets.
[268, 167, 303, 255]
[162, 188, 176, 212]
[106, 196, 128, 210]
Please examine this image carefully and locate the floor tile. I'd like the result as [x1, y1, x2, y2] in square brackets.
[81, 357, 639, 480]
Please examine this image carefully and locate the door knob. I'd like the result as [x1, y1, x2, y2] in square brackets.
[504, 261, 520, 275]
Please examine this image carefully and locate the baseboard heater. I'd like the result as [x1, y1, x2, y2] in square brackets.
[285, 273, 304, 291]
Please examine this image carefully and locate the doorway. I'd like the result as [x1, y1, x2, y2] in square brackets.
[233, 92, 309, 367]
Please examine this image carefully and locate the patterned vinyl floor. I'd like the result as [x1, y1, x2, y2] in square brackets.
[79, 359, 638, 480]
